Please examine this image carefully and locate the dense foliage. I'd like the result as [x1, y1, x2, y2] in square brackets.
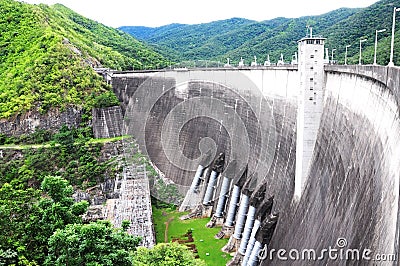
[0, 127, 118, 189]
[0, 127, 119, 264]
[0, 176, 90, 265]
[0, 127, 202, 265]
[46, 4, 170, 70]
[121, 0, 400, 66]
[133, 242, 206, 266]
[0, 0, 168, 119]
[120, 18, 254, 62]
[319, 0, 399, 65]
[45, 221, 140, 266]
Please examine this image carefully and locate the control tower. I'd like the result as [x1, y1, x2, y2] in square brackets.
[295, 31, 326, 199]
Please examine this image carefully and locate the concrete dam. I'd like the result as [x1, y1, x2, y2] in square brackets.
[103, 37, 400, 265]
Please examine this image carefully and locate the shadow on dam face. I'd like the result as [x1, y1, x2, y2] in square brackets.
[111, 67, 400, 265]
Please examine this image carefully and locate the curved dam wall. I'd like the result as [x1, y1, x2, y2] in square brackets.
[110, 66, 400, 264]
[267, 66, 400, 265]
[111, 68, 298, 193]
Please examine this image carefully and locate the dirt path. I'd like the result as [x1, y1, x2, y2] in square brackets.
[0, 136, 128, 150]
[164, 217, 174, 242]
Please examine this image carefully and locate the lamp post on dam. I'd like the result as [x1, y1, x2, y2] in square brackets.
[345, 45, 351, 65]
[359, 38, 367, 65]
[374, 29, 386, 65]
[331, 48, 336, 64]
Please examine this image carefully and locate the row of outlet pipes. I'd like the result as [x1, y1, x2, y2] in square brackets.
[179, 153, 279, 266]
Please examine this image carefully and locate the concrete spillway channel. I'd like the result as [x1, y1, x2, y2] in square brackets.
[105, 164, 154, 247]
[103, 139, 155, 247]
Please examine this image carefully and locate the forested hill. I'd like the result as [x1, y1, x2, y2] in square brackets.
[119, 10, 358, 63]
[0, 0, 169, 119]
[120, 0, 399, 66]
[120, 18, 256, 61]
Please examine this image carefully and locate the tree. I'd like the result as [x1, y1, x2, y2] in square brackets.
[40, 175, 74, 203]
[33, 176, 89, 262]
[122, 220, 131, 231]
[0, 183, 40, 265]
[38, 175, 88, 234]
[52, 125, 75, 155]
[45, 221, 141, 266]
[132, 242, 206, 266]
[0, 176, 89, 264]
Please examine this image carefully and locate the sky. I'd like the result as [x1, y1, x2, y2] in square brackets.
[21, 0, 379, 28]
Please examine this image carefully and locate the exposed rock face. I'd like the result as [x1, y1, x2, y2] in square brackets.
[0, 107, 83, 136]
[0, 105, 124, 140]
[0, 139, 125, 214]
[73, 140, 125, 206]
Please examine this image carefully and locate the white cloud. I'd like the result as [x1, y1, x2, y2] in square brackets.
[21, 0, 379, 27]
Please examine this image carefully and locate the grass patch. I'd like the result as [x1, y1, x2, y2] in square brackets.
[152, 206, 231, 266]
[0, 143, 58, 150]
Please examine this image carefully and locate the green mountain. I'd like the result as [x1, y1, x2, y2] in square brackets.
[120, 0, 398, 66]
[0, 0, 170, 119]
[319, 0, 398, 65]
[120, 18, 256, 62]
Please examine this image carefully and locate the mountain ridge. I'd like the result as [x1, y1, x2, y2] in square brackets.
[120, 0, 398, 66]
